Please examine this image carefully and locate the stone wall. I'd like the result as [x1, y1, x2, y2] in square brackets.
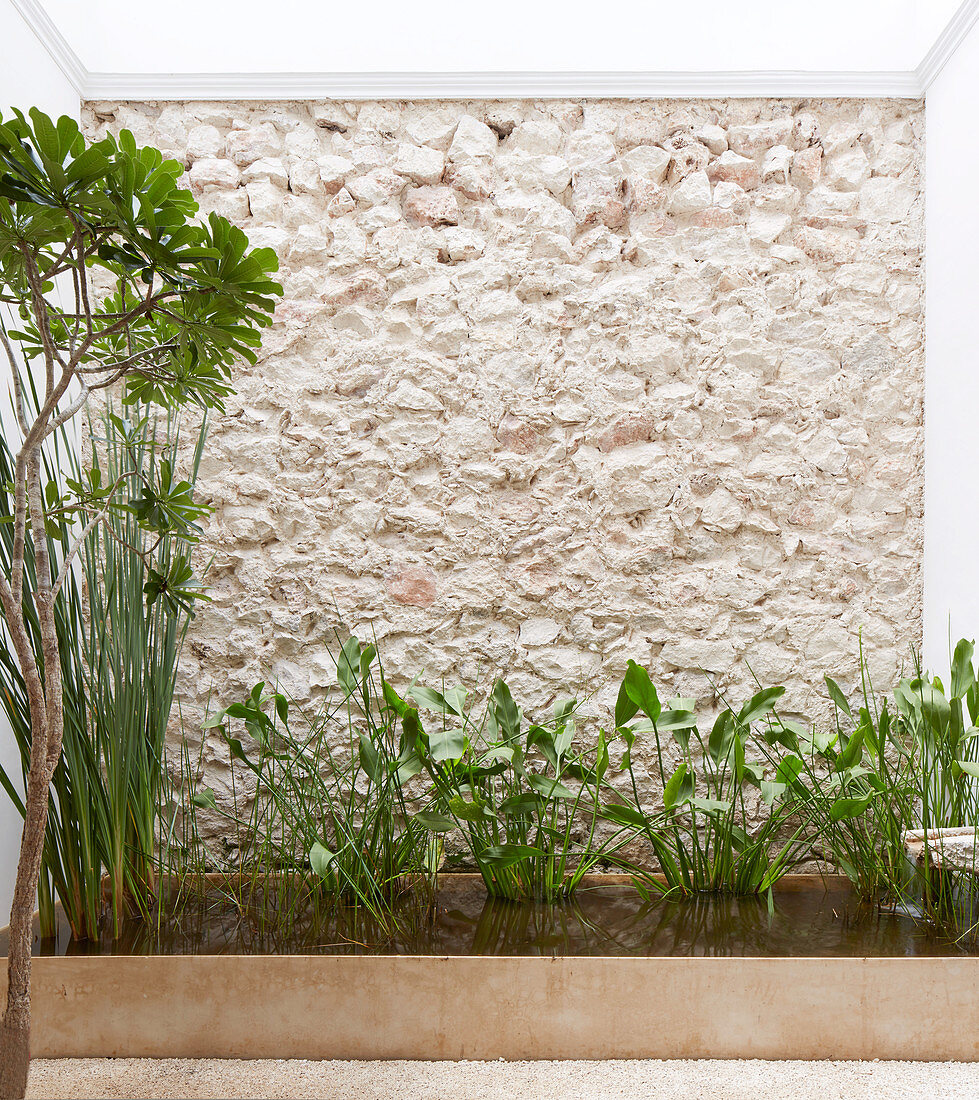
[82, 98, 924, 736]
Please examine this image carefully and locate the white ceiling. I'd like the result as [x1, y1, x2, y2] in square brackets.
[40, 0, 962, 75]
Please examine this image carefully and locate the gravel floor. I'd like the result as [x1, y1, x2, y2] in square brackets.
[23, 1059, 979, 1099]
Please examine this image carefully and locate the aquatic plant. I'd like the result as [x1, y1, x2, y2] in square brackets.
[396, 676, 631, 901]
[771, 641, 979, 940]
[82, 408, 210, 934]
[602, 662, 809, 897]
[761, 658, 915, 902]
[201, 637, 437, 923]
[891, 642, 979, 940]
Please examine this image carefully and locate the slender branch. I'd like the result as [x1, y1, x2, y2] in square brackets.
[68, 247, 81, 355]
[50, 477, 131, 599]
[9, 451, 28, 614]
[40, 380, 89, 442]
[39, 237, 79, 285]
[66, 294, 164, 370]
[16, 243, 66, 396]
[72, 222, 93, 334]
[75, 340, 178, 377]
[25, 450, 64, 773]
[0, 326, 30, 436]
[102, 524, 164, 563]
[85, 368, 134, 393]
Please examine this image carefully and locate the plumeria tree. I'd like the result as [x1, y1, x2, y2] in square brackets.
[0, 109, 281, 1098]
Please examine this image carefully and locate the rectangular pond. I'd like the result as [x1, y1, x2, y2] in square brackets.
[3, 875, 978, 1060]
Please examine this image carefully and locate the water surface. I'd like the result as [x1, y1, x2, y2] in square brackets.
[3, 876, 973, 958]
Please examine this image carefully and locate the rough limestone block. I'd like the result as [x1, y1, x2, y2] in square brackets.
[448, 116, 498, 161]
[394, 142, 446, 185]
[668, 170, 712, 215]
[404, 186, 460, 227]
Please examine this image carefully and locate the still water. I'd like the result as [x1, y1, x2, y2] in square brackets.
[3, 876, 973, 958]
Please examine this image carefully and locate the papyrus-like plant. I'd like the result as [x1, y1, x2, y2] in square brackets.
[0, 108, 280, 1098]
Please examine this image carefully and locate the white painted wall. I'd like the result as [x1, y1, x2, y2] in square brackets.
[0, 0, 79, 921]
[1, 0, 78, 118]
[923, 17, 979, 673]
[45, 0, 959, 74]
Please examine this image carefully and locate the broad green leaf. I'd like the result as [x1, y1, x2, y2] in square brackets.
[618, 727, 636, 770]
[809, 728, 838, 755]
[708, 710, 735, 765]
[736, 686, 785, 726]
[824, 676, 852, 717]
[444, 686, 468, 716]
[738, 760, 765, 786]
[839, 727, 865, 770]
[526, 774, 576, 800]
[395, 753, 424, 783]
[358, 734, 382, 783]
[554, 719, 574, 762]
[413, 810, 457, 833]
[336, 636, 362, 695]
[553, 697, 577, 726]
[479, 745, 514, 766]
[491, 680, 521, 740]
[829, 794, 874, 821]
[448, 795, 495, 822]
[191, 787, 217, 811]
[760, 780, 787, 805]
[623, 661, 661, 724]
[402, 707, 426, 749]
[920, 682, 952, 735]
[614, 676, 639, 728]
[691, 796, 731, 816]
[596, 731, 609, 785]
[409, 685, 452, 713]
[309, 841, 336, 880]
[429, 727, 466, 762]
[498, 792, 544, 816]
[951, 639, 976, 700]
[480, 843, 542, 868]
[775, 754, 804, 787]
[600, 803, 648, 829]
[273, 693, 288, 725]
[655, 708, 697, 733]
[663, 762, 692, 811]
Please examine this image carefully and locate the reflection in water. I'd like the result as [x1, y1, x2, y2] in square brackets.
[1, 877, 972, 958]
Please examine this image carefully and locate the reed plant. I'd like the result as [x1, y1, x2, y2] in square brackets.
[81, 407, 207, 933]
[0, 425, 96, 939]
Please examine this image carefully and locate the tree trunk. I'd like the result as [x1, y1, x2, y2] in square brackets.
[0, 453, 65, 1100]
[0, 760, 52, 1099]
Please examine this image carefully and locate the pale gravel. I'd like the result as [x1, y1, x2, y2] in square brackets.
[24, 1059, 979, 1100]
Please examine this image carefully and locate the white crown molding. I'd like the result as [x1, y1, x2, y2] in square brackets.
[82, 69, 924, 101]
[18, 0, 979, 103]
[917, 0, 979, 90]
[8, 0, 85, 94]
